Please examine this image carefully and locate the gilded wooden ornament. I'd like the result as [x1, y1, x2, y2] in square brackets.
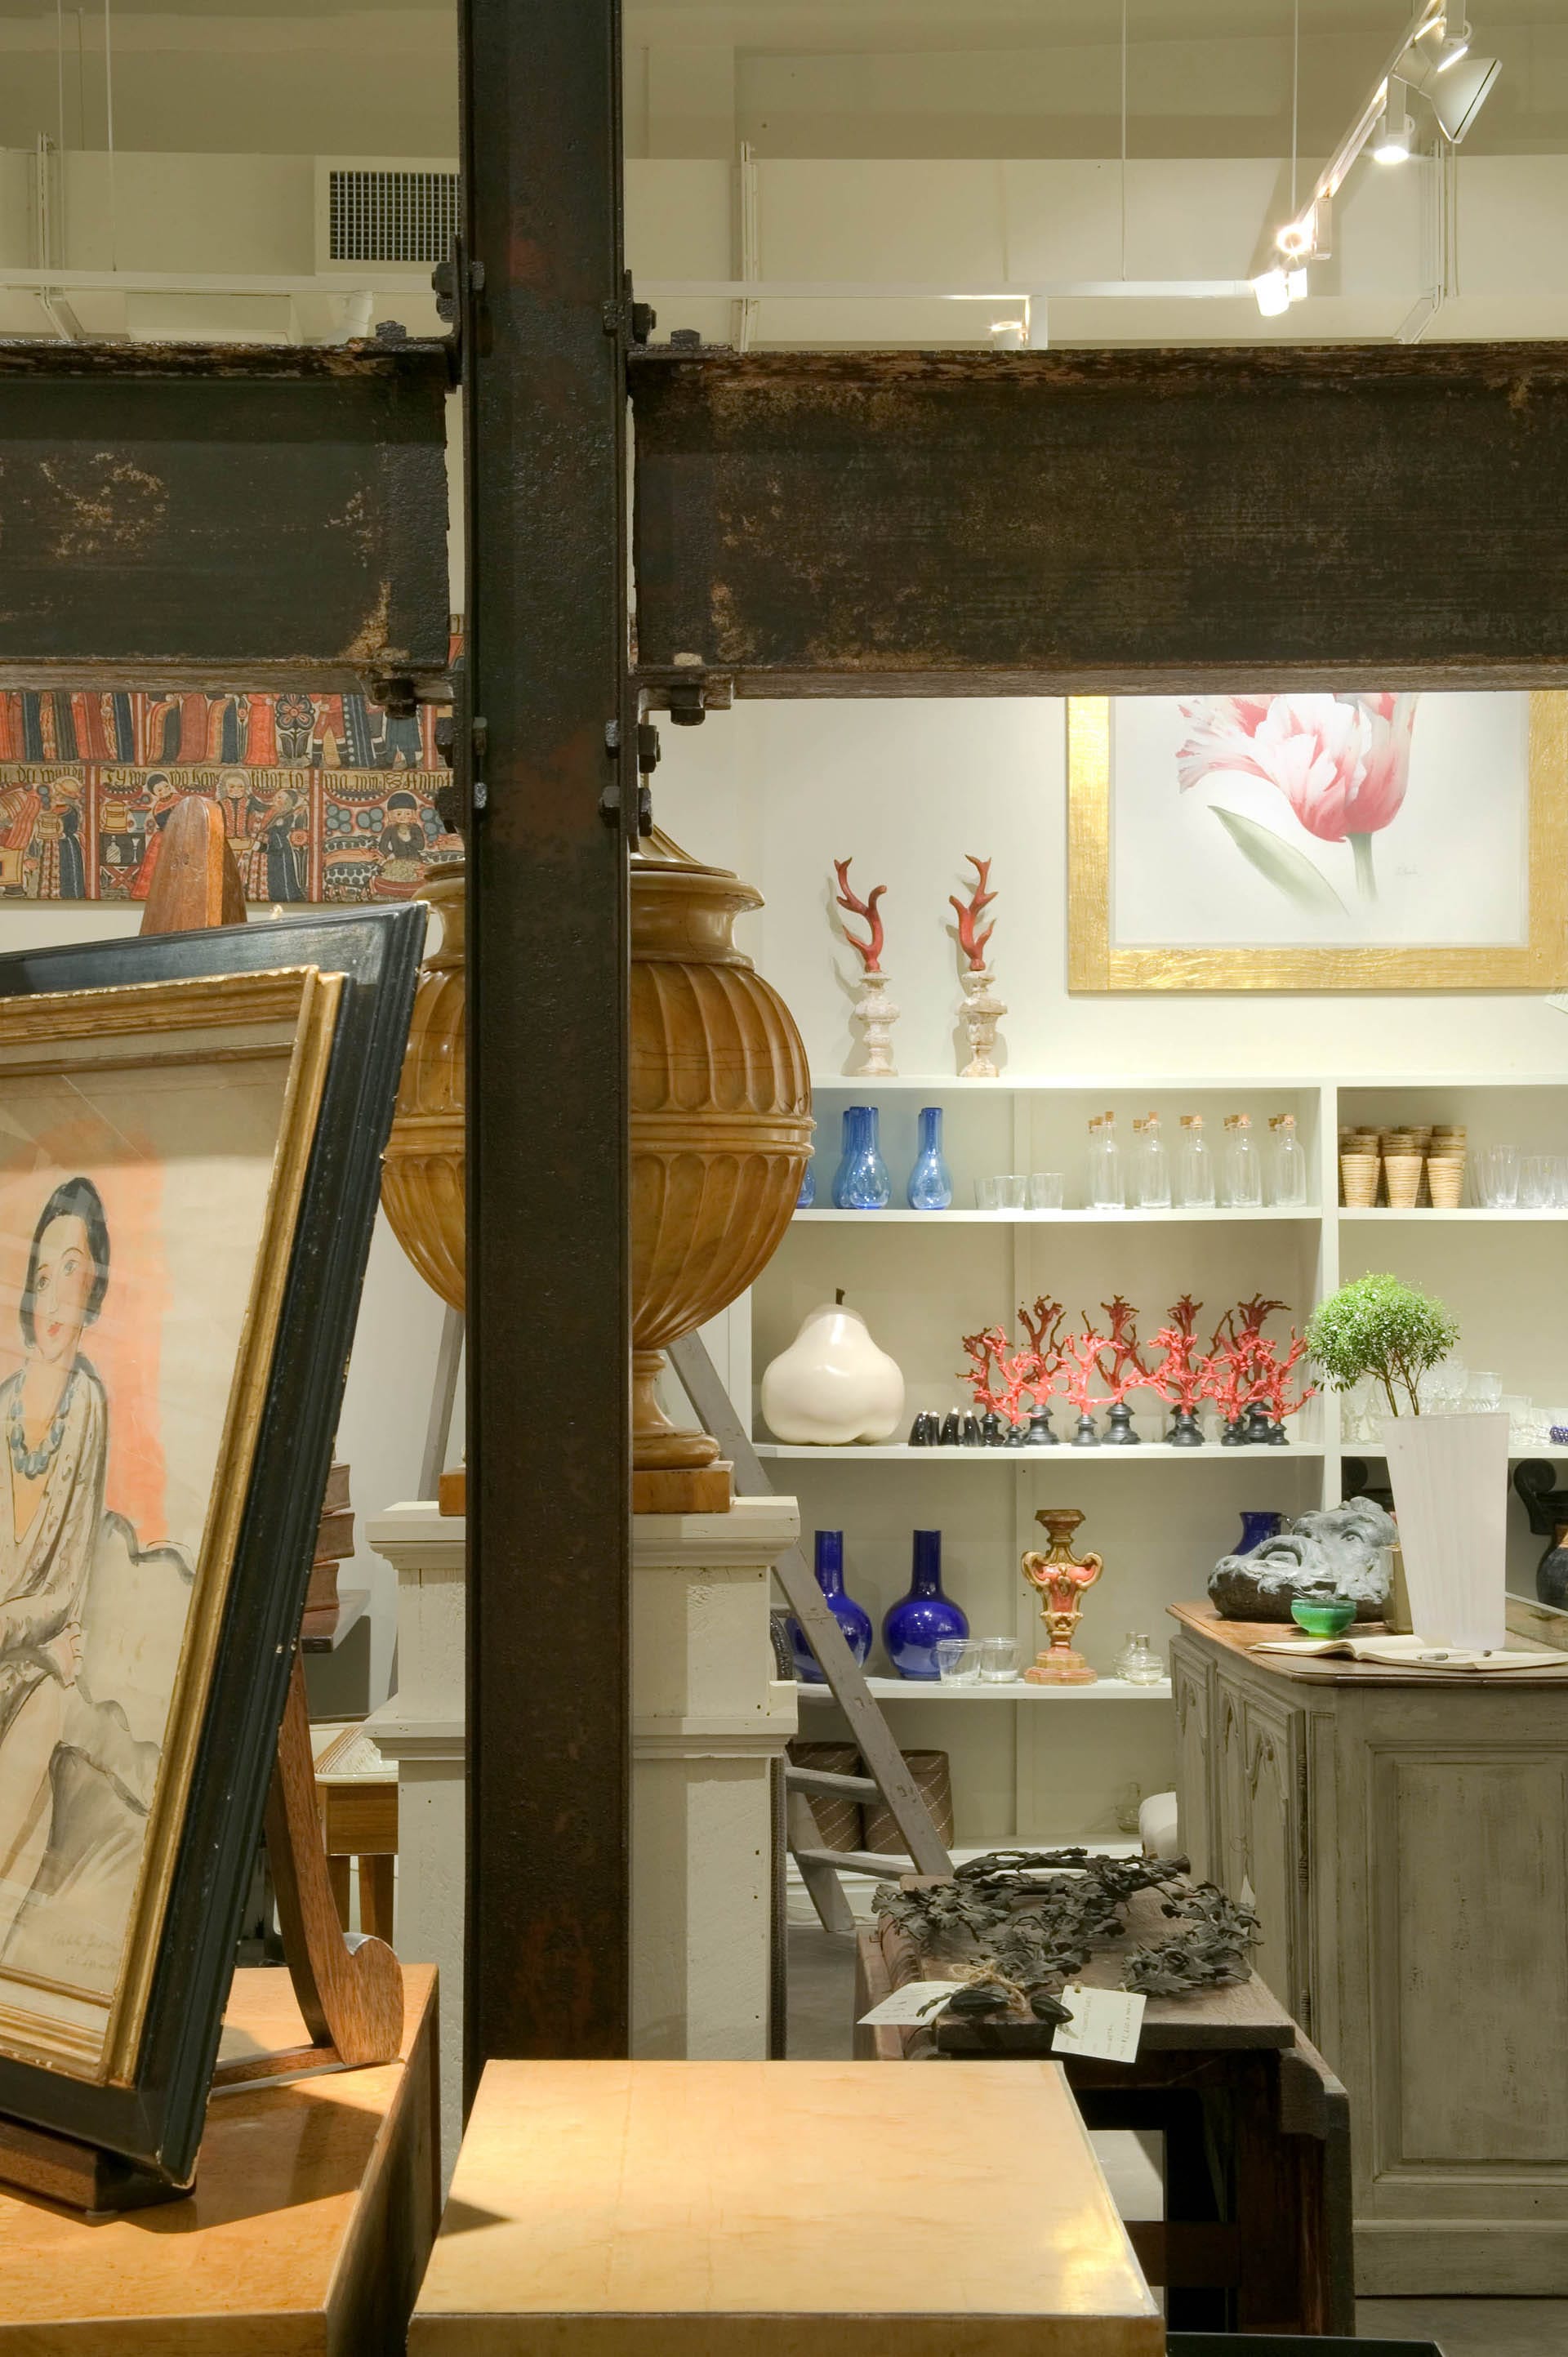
[1022, 1507, 1103, 1685]
[382, 863, 465, 1311]
[632, 830, 813, 1473]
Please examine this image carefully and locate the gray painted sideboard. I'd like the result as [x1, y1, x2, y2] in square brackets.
[1169, 1601, 1568, 2295]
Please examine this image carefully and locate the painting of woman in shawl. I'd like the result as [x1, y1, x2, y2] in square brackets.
[0, 1178, 109, 1953]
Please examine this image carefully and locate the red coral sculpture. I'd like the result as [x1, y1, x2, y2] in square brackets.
[1018, 1295, 1069, 1400]
[948, 854, 997, 973]
[1092, 1295, 1150, 1407]
[1062, 1316, 1111, 1419]
[1250, 1331, 1318, 1430]
[833, 857, 886, 974]
[1148, 1294, 1209, 1416]
[1205, 1295, 1316, 1432]
[959, 1323, 1037, 1429]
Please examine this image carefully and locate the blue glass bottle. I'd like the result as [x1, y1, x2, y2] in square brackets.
[1236, 1509, 1284, 1555]
[883, 1530, 969, 1680]
[788, 1530, 874, 1683]
[796, 1157, 816, 1210]
[831, 1103, 891, 1210]
[906, 1105, 953, 1210]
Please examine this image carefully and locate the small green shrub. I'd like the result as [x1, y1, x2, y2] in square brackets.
[1304, 1274, 1459, 1419]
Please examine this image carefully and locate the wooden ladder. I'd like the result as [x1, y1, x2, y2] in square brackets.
[668, 1334, 953, 1936]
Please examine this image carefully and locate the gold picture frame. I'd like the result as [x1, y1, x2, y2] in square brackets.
[1068, 689, 1568, 991]
[0, 965, 341, 2084]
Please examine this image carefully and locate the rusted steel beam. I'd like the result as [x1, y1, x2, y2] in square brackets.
[0, 341, 451, 693]
[461, 0, 633, 2082]
[630, 344, 1568, 693]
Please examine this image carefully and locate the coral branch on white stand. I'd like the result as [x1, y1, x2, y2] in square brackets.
[958, 966, 1006, 1079]
[852, 969, 900, 1076]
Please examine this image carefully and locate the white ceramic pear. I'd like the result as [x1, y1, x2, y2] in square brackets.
[760, 1299, 906, 1446]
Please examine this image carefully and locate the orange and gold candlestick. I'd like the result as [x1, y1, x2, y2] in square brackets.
[1022, 1508, 1103, 1684]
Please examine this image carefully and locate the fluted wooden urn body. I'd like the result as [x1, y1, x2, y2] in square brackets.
[633, 831, 813, 1472]
[382, 863, 466, 1311]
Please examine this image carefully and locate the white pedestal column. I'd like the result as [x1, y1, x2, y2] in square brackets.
[631, 1495, 800, 2059]
[364, 1490, 800, 2156]
[363, 1500, 466, 2178]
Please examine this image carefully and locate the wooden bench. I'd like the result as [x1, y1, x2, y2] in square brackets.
[858, 1903, 1354, 2338]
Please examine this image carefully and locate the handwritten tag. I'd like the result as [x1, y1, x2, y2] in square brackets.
[858, 1979, 969, 2026]
[1054, 1985, 1146, 2064]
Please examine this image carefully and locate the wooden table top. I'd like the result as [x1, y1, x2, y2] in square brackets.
[1170, 1597, 1568, 1686]
[409, 2058, 1162, 2357]
[0, 1963, 435, 2349]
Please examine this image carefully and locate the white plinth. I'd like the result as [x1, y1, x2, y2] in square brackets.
[364, 1492, 800, 2160]
[631, 1495, 800, 2059]
[363, 1499, 466, 2180]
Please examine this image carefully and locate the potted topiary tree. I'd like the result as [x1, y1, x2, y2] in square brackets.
[1305, 1273, 1504, 1651]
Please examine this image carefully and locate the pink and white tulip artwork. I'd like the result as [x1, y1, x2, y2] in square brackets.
[1177, 691, 1419, 905]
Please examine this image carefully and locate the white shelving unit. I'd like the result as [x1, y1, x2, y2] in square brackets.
[734, 1072, 1568, 1850]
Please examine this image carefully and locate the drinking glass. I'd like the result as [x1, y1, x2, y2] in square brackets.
[1027, 1173, 1065, 1210]
[973, 1176, 1000, 1210]
[935, 1638, 980, 1685]
[1556, 1157, 1568, 1209]
[1521, 1156, 1555, 1209]
[996, 1175, 1026, 1209]
[1477, 1145, 1521, 1207]
[976, 1637, 1021, 1683]
[1466, 1370, 1503, 1410]
[1503, 1395, 1533, 1444]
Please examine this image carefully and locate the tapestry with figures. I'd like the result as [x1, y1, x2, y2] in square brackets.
[0, 685, 461, 903]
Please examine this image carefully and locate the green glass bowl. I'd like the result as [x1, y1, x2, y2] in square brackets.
[1291, 1597, 1356, 1638]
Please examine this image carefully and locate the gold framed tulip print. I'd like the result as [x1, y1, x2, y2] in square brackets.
[1068, 689, 1568, 991]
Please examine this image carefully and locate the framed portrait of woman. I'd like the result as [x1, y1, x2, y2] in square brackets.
[0, 904, 423, 2191]
[1068, 689, 1568, 991]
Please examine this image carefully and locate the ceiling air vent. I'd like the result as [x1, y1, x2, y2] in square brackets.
[327, 167, 459, 265]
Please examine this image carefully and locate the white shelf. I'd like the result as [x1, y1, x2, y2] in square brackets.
[793, 1206, 1320, 1224]
[798, 1675, 1173, 1701]
[808, 1072, 1568, 1092]
[1339, 1209, 1568, 1223]
[755, 1440, 1325, 1462]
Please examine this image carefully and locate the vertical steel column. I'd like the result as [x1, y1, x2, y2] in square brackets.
[461, 0, 632, 2079]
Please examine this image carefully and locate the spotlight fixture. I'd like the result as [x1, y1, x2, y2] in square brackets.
[1417, 51, 1500, 141]
[1285, 265, 1309, 303]
[1372, 105, 1416, 163]
[1251, 268, 1291, 319]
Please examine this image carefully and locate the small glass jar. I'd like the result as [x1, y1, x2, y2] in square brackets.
[1114, 1631, 1166, 1686]
[1223, 1112, 1263, 1208]
[1269, 1113, 1308, 1207]
[1175, 1113, 1216, 1208]
[1132, 1111, 1172, 1209]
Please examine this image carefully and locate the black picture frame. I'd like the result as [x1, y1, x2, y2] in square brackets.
[0, 902, 424, 2189]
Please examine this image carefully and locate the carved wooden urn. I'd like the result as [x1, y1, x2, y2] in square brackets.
[382, 862, 465, 1311]
[633, 830, 812, 1474]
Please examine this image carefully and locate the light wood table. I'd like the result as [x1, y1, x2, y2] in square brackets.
[410, 2057, 1161, 2356]
[1171, 1597, 1568, 2294]
[0, 1963, 438, 2353]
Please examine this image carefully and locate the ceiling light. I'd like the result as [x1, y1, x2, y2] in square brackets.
[1372, 106, 1416, 163]
[1421, 52, 1500, 140]
[1285, 265, 1309, 303]
[1251, 268, 1291, 318]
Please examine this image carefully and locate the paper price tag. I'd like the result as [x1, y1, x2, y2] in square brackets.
[858, 1979, 969, 2027]
[1053, 1985, 1146, 2064]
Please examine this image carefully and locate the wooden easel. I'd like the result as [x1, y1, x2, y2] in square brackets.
[0, 801, 403, 2211]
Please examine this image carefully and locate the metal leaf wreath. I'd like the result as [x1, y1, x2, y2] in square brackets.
[874, 1848, 1259, 2024]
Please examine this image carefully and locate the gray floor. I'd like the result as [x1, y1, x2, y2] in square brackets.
[786, 1921, 1568, 2353]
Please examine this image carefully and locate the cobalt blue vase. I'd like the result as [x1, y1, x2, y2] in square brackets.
[796, 1157, 816, 1210]
[906, 1105, 953, 1210]
[788, 1530, 874, 1682]
[831, 1103, 891, 1209]
[1237, 1509, 1285, 1554]
[883, 1530, 969, 1680]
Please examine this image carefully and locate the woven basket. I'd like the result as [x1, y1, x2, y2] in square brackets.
[1341, 1152, 1379, 1209]
[787, 1740, 863, 1852]
[864, 1750, 956, 1855]
[1428, 1152, 1466, 1209]
[1384, 1152, 1422, 1210]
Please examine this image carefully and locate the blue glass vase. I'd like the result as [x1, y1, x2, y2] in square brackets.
[1237, 1509, 1284, 1554]
[831, 1103, 891, 1210]
[788, 1530, 874, 1683]
[883, 1530, 969, 1680]
[796, 1158, 816, 1210]
[906, 1105, 953, 1210]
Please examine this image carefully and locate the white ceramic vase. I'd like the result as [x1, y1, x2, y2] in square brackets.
[1380, 1410, 1509, 1651]
[851, 969, 900, 1076]
[760, 1300, 905, 1446]
[958, 966, 1006, 1079]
